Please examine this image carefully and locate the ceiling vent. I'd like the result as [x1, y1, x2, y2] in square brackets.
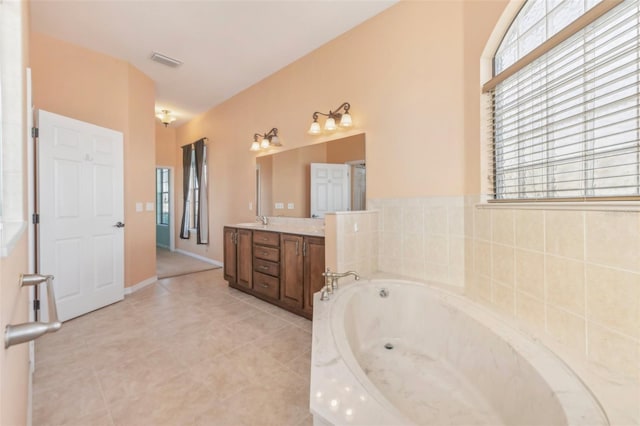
[150, 52, 183, 68]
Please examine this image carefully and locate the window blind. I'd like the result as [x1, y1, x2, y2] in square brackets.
[489, 0, 640, 201]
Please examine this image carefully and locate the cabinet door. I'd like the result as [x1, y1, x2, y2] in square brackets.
[280, 234, 304, 308]
[237, 229, 253, 289]
[303, 236, 325, 316]
[223, 227, 237, 283]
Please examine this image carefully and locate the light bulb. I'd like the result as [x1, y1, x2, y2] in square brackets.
[340, 113, 352, 127]
[324, 117, 337, 131]
[270, 135, 281, 146]
[250, 141, 260, 151]
[260, 138, 270, 149]
[308, 121, 321, 135]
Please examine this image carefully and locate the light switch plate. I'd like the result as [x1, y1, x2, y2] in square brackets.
[135, 202, 143, 212]
[146, 202, 154, 211]
[287, 203, 294, 209]
[275, 202, 284, 209]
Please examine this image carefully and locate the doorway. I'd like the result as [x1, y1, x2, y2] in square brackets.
[155, 167, 173, 250]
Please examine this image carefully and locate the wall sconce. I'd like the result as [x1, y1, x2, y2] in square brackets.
[156, 109, 177, 127]
[308, 102, 352, 135]
[250, 128, 281, 151]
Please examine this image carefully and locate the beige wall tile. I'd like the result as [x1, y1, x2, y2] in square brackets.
[475, 273, 492, 302]
[515, 249, 544, 299]
[425, 235, 449, 266]
[516, 292, 545, 333]
[546, 306, 586, 357]
[449, 236, 465, 270]
[588, 322, 639, 378]
[425, 262, 448, 284]
[545, 210, 584, 260]
[492, 281, 515, 316]
[474, 240, 491, 277]
[492, 244, 515, 287]
[475, 208, 491, 241]
[515, 209, 544, 252]
[425, 206, 448, 236]
[448, 205, 465, 237]
[545, 255, 585, 315]
[402, 233, 425, 261]
[586, 264, 640, 339]
[382, 205, 401, 232]
[402, 205, 424, 235]
[585, 211, 640, 273]
[492, 209, 514, 246]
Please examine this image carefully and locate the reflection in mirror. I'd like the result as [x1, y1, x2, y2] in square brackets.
[256, 133, 365, 218]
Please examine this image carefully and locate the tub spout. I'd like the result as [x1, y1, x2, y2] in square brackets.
[323, 269, 360, 291]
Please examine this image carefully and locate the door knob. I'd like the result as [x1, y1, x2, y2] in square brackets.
[113, 221, 125, 228]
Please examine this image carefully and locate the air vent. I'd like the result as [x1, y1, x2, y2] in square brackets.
[150, 52, 183, 68]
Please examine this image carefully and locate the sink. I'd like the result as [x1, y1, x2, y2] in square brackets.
[235, 222, 267, 228]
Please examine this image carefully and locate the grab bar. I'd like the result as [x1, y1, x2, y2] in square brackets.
[5, 274, 62, 349]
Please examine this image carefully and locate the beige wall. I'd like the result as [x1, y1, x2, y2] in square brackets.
[155, 122, 176, 167]
[325, 134, 365, 164]
[30, 32, 157, 287]
[175, 1, 467, 261]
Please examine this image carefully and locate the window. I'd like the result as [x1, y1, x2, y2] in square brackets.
[189, 153, 199, 229]
[486, 0, 640, 201]
[156, 168, 169, 225]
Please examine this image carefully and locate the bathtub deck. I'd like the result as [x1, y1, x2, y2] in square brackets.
[359, 338, 503, 425]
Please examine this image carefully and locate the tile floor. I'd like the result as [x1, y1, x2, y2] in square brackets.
[33, 269, 313, 426]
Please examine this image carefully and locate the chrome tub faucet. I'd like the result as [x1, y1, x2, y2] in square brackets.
[320, 268, 360, 301]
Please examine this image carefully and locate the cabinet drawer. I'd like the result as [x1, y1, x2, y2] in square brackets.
[254, 258, 279, 277]
[254, 245, 279, 262]
[253, 230, 280, 247]
[253, 272, 279, 300]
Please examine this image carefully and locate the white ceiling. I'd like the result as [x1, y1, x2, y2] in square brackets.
[30, 0, 397, 126]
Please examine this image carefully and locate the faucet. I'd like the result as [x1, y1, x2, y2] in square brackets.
[320, 268, 360, 301]
[256, 215, 268, 225]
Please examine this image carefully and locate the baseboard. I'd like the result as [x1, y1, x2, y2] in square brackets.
[124, 276, 158, 295]
[156, 243, 170, 249]
[174, 249, 223, 267]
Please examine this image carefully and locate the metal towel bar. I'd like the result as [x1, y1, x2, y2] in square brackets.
[5, 274, 62, 348]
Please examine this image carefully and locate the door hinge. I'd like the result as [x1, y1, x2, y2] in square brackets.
[32, 127, 39, 138]
[33, 300, 40, 311]
[32, 213, 40, 224]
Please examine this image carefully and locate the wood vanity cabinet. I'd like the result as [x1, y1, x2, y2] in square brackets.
[303, 236, 326, 316]
[280, 234, 304, 309]
[252, 230, 280, 301]
[223, 227, 252, 289]
[223, 227, 324, 319]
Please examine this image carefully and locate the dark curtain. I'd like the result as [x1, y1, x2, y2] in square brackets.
[179, 144, 192, 239]
[194, 139, 209, 244]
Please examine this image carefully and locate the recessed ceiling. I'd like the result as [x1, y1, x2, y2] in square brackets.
[30, 0, 398, 126]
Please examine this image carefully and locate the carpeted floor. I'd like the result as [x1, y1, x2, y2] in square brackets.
[156, 247, 220, 279]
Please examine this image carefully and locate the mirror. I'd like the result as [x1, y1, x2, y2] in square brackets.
[256, 133, 365, 218]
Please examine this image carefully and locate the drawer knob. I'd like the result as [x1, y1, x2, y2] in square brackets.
[261, 283, 269, 288]
[262, 252, 268, 256]
[261, 265, 268, 270]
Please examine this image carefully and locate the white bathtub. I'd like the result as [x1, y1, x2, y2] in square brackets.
[310, 279, 609, 426]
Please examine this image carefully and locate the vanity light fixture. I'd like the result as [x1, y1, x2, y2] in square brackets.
[156, 109, 177, 127]
[250, 127, 281, 151]
[308, 102, 352, 135]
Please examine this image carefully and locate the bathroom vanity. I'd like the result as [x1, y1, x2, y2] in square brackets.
[223, 224, 325, 319]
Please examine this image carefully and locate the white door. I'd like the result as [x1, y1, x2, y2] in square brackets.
[38, 110, 124, 322]
[310, 163, 350, 218]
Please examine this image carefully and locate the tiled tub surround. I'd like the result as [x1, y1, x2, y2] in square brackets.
[324, 196, 638, 424]
[311, 278, 607, 426]
[368, 197, 466, 287]
[467, 205, 640, 400]
[324, 211, 379, 277]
